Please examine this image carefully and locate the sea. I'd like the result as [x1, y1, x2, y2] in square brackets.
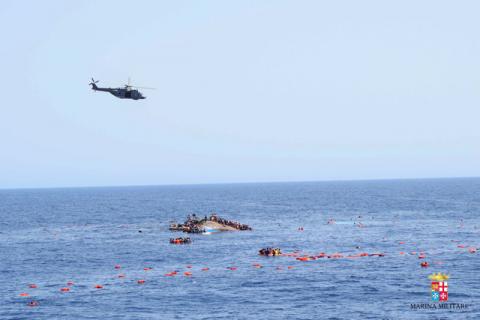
[1, 178, 479, 319]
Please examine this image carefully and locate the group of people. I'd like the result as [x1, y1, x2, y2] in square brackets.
[171, 213, 252, 233]
[182, 214, 207, 233]
[169, 214, 206, 233]
[183, 224, 205, 233]
[259, 248, 282, 256]
[209, 213, 252, 231]
[170, 237, 192, 244]
[169, 212, 252, 235]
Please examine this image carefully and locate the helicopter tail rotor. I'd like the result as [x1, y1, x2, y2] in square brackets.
[89, 77, 99, 90]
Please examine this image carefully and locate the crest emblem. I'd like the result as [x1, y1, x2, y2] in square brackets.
[429, 273, 449, 302]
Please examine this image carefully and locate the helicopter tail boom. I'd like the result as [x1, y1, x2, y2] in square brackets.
[89, 78, 112, 92]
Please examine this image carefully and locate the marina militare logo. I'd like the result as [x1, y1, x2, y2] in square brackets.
[429, 273, 449, 302]
[410, 272, 470, 310]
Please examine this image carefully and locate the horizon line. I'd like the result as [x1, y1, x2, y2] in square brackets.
[1, 175, 479, 191]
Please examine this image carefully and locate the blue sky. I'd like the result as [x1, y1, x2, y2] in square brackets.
[1, 0, 479, 188]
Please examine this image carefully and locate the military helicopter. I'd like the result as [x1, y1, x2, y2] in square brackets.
[89, 77, 153, 100]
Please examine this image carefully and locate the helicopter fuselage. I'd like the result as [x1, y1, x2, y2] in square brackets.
[91, 83, 145, 100]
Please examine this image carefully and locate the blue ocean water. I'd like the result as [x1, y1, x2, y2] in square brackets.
[1, 178, 479, 319]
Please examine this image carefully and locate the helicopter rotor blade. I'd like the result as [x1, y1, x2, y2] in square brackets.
[131, 86, 156, 90]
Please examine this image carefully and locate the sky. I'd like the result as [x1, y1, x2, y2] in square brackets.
[1, 0, 479, 188]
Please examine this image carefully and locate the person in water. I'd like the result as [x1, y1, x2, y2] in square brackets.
[170, 237, 192, 244]
[259, 247, 281, 256]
